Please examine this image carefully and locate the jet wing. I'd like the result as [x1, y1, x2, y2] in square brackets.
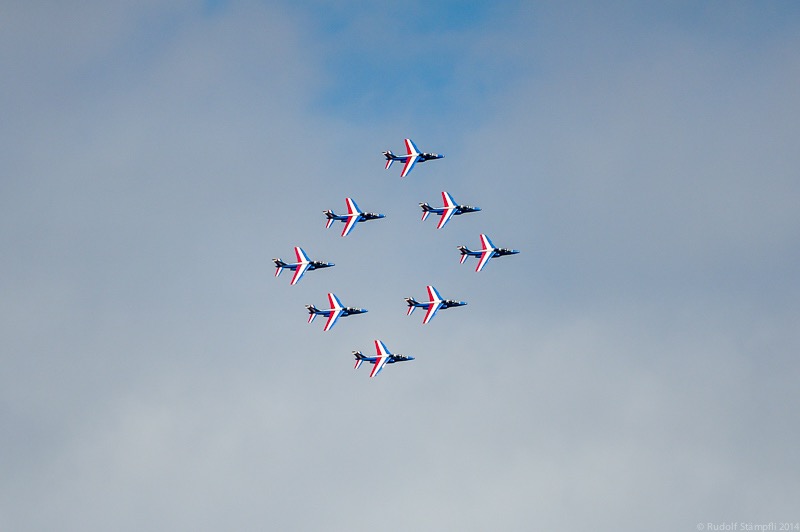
[291, 262, 310, 285]
[345, 198, 361, 213]
[422, 301, 444, 324]
[442, 191, 456, 209]
[295, 246, 311, 263]
[400, 155, 419, 178]
[437, 207, 456, 229]
[328, 293, 343, 308]
[405, 138, 420, 155]
[370, 340, 392, 377]
[323, 308, 343, 331]
[475, 249, 494, 272]
[370, 354, 388, 377]
[341, 215, 359, 237]
[479, 234, 495, 250]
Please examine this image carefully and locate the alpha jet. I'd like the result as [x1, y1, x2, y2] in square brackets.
[457, 234, 519, 272]
[306, 293, 367, 331]
[323, 197, 385, 237]
[419, 191, 481, 229]
[352, 340, 414, 378]
[383, 138, 443, 178]
[273, 246, 334, 285]
[405, 285, 467, 324]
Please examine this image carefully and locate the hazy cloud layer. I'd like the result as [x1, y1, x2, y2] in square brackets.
[2, 2, 799, 531]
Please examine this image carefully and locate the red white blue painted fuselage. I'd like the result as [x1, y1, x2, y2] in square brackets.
[405, 285, 467, 324]
[457, 234, 519, 272]
[323, 197, 385, 237]
[306, 293, 367, 331]
[383, 138, 443, 178]
[419, 191, 481, 229]
[272, 246, 334, 285]
[352, 340, 414, 378]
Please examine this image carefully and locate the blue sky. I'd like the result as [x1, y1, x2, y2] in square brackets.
[2, 2, 799, 531]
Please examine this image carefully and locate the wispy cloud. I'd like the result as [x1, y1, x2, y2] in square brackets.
[1, 2, 798, 531]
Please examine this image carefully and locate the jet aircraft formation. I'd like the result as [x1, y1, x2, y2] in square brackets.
[273, 138, 519, 377]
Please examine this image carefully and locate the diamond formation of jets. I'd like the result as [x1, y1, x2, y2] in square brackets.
[306, 293, 367, 332]
[323, 197, 385, 237]
[419, 191, 481, 229]
[273, 135, 523, 378]
[405, 285, 467, 324]
[273, 246, 334, 285]
[383, 138, 443, 178]
[352, 340, 414, 378]
[457, 234, 520, 272]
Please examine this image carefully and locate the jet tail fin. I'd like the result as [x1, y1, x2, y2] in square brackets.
[419, 202, 432, 221]
[305, 305, 318, 323]
[353, 350, 365, 370]
[273, 258, 286, 276]
[404, 297, 418, 315]
[323, 210, 337, 229]
[383, 150, 394, 170]
[457, 246, 471, 264]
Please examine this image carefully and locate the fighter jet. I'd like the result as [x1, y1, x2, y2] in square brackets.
[352, 340, 414, 378]
[383, 138, 443, 178]
[419, 191, 481, 229]
[306, 293, 367, 331]
[323, 197, 385, 237]
[457, 234, 519, 272]
[405, 285, 467, 324]
[273, 246, 334, 285]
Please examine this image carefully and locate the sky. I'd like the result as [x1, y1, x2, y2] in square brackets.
[2, 1, 799, 530]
